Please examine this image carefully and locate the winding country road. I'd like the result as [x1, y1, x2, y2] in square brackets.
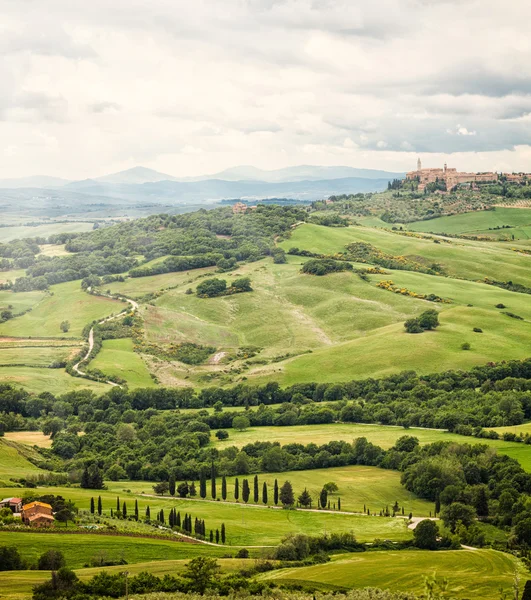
[72, 293, 139, 385]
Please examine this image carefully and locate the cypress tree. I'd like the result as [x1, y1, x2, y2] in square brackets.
[242, 479, 250, 503]
[221, 476, 227, 500]
[122, 501, 127, 518]
[90, 497, 95, 514]
[262, 481, 268, 505]
[221, 523, 226, 544]
[189, 481, 196, 497]
[274, 479, 279, 505]
[210, 530, 214, 542]
[134, 499, 139, 521]
[146, 505, 151, 520]
[97, 496, 102, 516]
[194, 517, 199, 535]
[216, 529, 220, 543]
[200, 473, 207, 499]
[253, 475, 259, 503]
[338, 497, 341, 511]
[169, 473, 176, 496]
[234, 478, 239, 501]
[169, 509, 174, 527]
[81, 467, 90, 489]
[211, 463, 216, 499]
[116, 496, 120, 512]
[159, 509, 165, 524]
[110, 508, 113, 518]
[177, 511, 181, 527]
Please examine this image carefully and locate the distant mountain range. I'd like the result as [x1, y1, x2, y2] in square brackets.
[0, 165, 404, 212]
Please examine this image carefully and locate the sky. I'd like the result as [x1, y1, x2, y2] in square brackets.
[2, 0, 531, 179]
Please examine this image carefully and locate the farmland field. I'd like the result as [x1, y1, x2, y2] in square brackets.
[260, 549, 524, 598]
[0, 222, 94, 243]
[89, 338, 156, 388]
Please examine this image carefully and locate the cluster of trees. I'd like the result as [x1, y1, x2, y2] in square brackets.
[0, 547, 66, 571]
[196, 277, 252, 298]
[7, 205, 307, 292]
[404, 309, 440, 334]
[300, 258, 353, 276]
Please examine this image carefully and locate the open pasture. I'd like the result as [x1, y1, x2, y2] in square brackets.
[259, 549, 524, 599]
[4, 431, 52, 448]
[89, 338, 156, 388]
[0, 289, 46, 313]
[0, 222, 94, 243]
[404, 207, 531, 236]
[279, 223, 531, 284]
[0, 345, 75, 366]
[0, 556, 250, 600]
[0, 281, 123, 338]
[214, 422, 531, 471]
[0, 366, 109, 395]
[0, 438, 45, 482]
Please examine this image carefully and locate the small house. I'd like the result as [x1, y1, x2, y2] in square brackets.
[0, 497, 23, 513]
[21, 501, 54, 527]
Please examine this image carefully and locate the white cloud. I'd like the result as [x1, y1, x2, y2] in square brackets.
[0, 0, 530, 177]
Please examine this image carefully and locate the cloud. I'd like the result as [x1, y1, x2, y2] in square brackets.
[0, 0, 531, 178]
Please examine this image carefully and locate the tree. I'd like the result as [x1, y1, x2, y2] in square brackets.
[298, 488, 312, 508]
[280, 481, 294, 507]
[221, 476, 227, 501]
[146, 506, 151, 520]
[231, 277, 252, 293]
[522, 580, 531, 600]
[189, 481, 196, 497]
[97, 496, 102, 516]
[216, 529, 220, 543]
[441, 502, 476, 532]
[234, 478, 239, 501]
[122, 501, 127, 518]
[338, 497, 341, 511]
[221, 523, 226, 544]
[274, 479, 279, 505]
[38, 549, 65, 571]
[90, 497, 95, 514]
[319, 487, 328, 509]
[211, 463, 216, 499]
[169, 474, 176, 496]
[232, 415, 250, 431]
[196, 278, 227, 298]
[200, 473, 207, 499]
[413, 519, 438, 550]
[404, 318, 424, 334]
[0, 546, 24, 571]
[262, 481, 268, 505]
[134, 499, 139, 521]
[215, 430, 229, 440]
[153, 481, 170, 496]
[323, 482, 338, 493]
[242, 479, 250, 503]
[418, 309, 440, 331]
[60, 320, 70, 333]
[253, 475, 259, 503]
[177, 482, 190, 498]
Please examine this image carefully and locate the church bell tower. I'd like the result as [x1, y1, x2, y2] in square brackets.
[417, 158, 422, 171]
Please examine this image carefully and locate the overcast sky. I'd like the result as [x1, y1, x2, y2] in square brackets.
[2, 0, 531, 179]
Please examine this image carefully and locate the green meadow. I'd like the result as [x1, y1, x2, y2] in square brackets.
[0, 438, 45, 482]
[213, 422, 531, 471]
[405, 206, 531, 236]
[0, 366, 109, 395]
[90, 338, 155, 388]
[260, 549, 524, 599]
[0, 281, 122, 338]
[0, 346, 74, 366]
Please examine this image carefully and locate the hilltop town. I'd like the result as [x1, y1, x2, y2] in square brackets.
[406, 159, 530, 192]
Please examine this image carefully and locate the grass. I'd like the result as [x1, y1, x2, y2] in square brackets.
[0, 366, 110, 395]
[213, 422, 531, 471]
[0, 222, 94, 243]
[0, 557, 251, 600]
[219, 466, 433, 516]
[89, 338, 156, 388]
[259, 549, 524, 599]
[404, 207, 531, 236]
[0, 438, 45, 482]
[0, 346, 75, 366]
[4, 431, 52, 448]
[0, 281, 123, 338]
[38, 244, 70, 257]
[0, 289, 46, 314]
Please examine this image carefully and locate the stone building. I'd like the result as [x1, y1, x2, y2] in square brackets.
[21, 501, 54, 527]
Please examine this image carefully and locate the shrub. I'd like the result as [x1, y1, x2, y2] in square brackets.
[413, 519, 438, 550]
[495, 303, 506, 308]
[301, 258, 353, 276]
[472, 327, 483, 333]
[38, 549, 65, 570]
[215, 430, 229, 440]
[196, 278, 227, 298]
[461, 342, 471, 350]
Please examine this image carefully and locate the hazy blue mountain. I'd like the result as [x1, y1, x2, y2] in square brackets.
[94, 166, 180, 184]
[0, 175, 71, 189]
[183, 165, 405, 182]
[65, 176, 391, 203]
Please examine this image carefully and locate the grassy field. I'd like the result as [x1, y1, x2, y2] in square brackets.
[0, 269, 27, 285]
[4, 431, 52, 448]
[89, 338, 156, 388]
[0, 289, 46, 314]
[0, 281, 123, 338]
[404, 207, 531, 236]
[259, 549, 524, 598]
[213, 422, 531, 471]
[0, 222, 94, 243]
[38, 244, 71, 257]
[279, 223, 531, 284]
[0, 556, 251, 600]
[0, 438, 45, 482]
[0, 346, 76, 366]
[0, 366, 110, 395]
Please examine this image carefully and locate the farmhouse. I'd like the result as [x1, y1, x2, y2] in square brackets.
[0, 497, 22, 513]
[21, 501, 54, 527]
